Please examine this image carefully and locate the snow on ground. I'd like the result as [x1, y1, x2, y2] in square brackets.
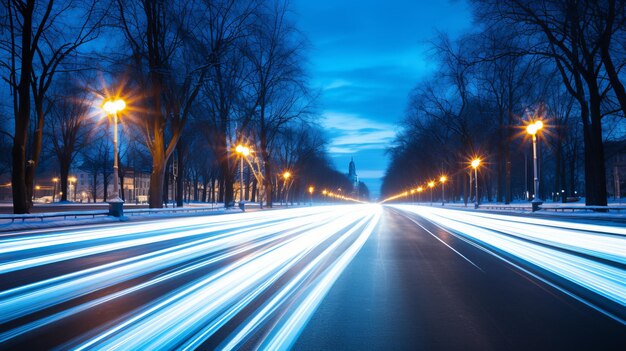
[0, 205, 240, 233]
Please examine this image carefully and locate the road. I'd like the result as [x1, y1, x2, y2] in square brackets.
[1, 205, 625, 350]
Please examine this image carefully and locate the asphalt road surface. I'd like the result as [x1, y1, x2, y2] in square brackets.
[1, 205, 624, 350]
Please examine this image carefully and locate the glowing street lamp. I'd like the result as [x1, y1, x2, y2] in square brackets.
[235, 144, 250, 207]
[52, 177, 59, 203]
[417, 186, 423, 203]
[34, 185, 41, 200]
[69, 176, 77, 202]
[428, 181, 435, 205]
[308, 186, 314, 205]
[526, 120, 544, 211]
[102, 98, 126, 216]
[283, 171, 291, 207]
[471, 158, 481, 208]
[439, 175, 447, 206]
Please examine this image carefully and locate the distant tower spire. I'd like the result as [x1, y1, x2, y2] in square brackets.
[348, 157, 358, 196]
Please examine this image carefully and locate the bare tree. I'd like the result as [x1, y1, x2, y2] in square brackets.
[244, 0, 311, 207]
[46, 80, 92, 201]
[1, 0, 106, 213]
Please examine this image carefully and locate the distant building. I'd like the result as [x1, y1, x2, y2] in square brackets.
[348, 157, 359, 197]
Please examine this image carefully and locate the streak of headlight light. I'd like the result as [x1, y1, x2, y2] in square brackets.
[400, 206, 626, 309]
[393, 205, 626, 265]
[0, 207, 331, 254]
[449, 207, 626, 235]
[257, 205, 382, 351]
[0, 212, 343, 343]
[217, 208, 378, 351]
[0, 209, 339, 274]
[72, 209, 367, 350]
[0, 211, 338, 324]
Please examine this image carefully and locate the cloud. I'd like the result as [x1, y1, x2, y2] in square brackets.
[322, 111, 397, 154]
[323, 79, 352, 91]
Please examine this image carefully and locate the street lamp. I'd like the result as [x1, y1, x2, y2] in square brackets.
[34, 185, 41, 200]
[526, 120, 543, 211]
[52, 177, 59, 203]
[417, 186, 423, 203]
[69, 176, 77, 202]
[439, 175, 447, 206]
[309, 186, 314, 205]
[235, 144, 250, 208]
[428, 181, 435, 205]
[471, 158, 480, 208]
[103, 98, 126, 216]
[283, 171, 291, 207]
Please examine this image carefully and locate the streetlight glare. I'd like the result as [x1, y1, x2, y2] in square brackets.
[471, 159, 481, 169]
[526, 124, 538, 135]
[428, 181, 435, 188]
[534, 120, 543, 130]
[236, 145, 250, 156]
[417, 187, 423, 192]
[283, 171, 291, 179]
[309, 186, 314, 194]
[102, 99, 126, 115]
[439, 175, 447, 183]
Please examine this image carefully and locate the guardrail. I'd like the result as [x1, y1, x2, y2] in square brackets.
[0, 204, 226, 224]
[478, 205, 626, 213]
[0, 210, 109, 223]
[539, 205, 626, 213]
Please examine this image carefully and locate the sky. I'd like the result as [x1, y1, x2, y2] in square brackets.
[292, 0, 473, 199]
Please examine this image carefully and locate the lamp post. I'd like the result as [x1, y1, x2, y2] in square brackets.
[428, 181, 435, 205]
[235, 144, 250, 210]
[103, 98, 126, 217]
[527, 120, 544, 211]
[439, 175, 447, 206]
[69, 176, 77, 202]
[34, 185, 40, 200]
[283, 171, 291, 207]
[52, 178, 58, 203]
[417, 186, 423, 203]
[471, 158, 480, 208]
[309, 186, 314, 205]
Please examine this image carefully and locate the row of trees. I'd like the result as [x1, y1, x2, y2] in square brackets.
[0, 0, 358, 213]
[382, 0, 626, 205]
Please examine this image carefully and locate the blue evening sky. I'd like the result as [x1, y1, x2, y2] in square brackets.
[292, 0, 473, 199]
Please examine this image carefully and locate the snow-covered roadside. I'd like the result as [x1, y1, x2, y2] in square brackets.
[0, 207, 242, 233]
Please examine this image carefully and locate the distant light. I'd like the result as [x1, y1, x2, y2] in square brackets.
[471, 159, 481, 169]
[428, 181, 435, 188]
[439, 175, 447, 183]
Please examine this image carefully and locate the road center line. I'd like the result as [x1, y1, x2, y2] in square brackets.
[396, 209, 483, 272]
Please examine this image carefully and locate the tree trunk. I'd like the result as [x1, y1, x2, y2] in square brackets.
[149, 162, 166, 208]
[60, 158, 70, 202]
[581, 94, 608, 206]
[92, 172, 98, 203]
[11, 2, 35, 214]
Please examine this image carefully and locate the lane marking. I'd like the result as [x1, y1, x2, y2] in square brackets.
[392, 209, 483, 272]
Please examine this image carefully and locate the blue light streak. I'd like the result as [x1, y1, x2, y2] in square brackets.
[391, 205, 626, 323]
[0, 205, 382, 350]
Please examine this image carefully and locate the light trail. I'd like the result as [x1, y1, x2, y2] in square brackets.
[0, 205, 382, 350]
[392, 205, 626, 323]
